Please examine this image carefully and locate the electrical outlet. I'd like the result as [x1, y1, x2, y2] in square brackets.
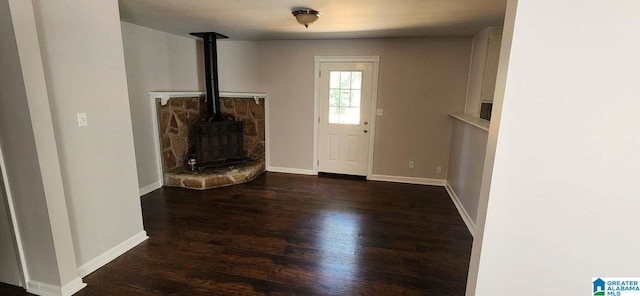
[436, 166, 442, 174]
[376, 109, 384, 116]
[409, 161, 414, 169]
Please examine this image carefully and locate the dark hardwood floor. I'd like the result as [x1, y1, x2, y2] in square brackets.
[0, 172, 472, 295]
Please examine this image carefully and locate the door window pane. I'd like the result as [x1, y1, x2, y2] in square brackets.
[344, 107, 360, 124]
[351, 90, 361, 107]
[328, 71, 363, 125]
[330, 72, 341, 89]
[340, 72, 352, 88]
[330, 89, 341, 107]
[351, 72, 362, 89]
[340, 90, 351, 106]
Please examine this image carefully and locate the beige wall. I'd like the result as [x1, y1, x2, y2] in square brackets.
[121, 21, 203, 188]
[260, 38, 471, 178]
[1, 0, 81, 288]
[218, 40, 261, 92]
[447, 119, 488, 224]
[0, 2, 28, 286]
[0, 169, 21, 286]
[32, 0, 145, 268]
[469, 0, 640, 294]
[123, 27, 470, 184]
[121, 22, 262, 189]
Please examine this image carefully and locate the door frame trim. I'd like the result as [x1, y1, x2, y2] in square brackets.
[313, 56, 380, 179]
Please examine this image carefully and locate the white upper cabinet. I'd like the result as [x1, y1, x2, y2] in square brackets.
[465, 27, 503, 118]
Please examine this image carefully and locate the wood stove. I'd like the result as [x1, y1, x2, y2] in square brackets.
[190, 31, 248, 171]
[192, 120, 244, 168]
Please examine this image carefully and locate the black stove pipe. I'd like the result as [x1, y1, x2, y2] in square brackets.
[190, 32, 229, 121]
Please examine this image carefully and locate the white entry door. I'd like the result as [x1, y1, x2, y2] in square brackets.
[318, 62, 374, 176]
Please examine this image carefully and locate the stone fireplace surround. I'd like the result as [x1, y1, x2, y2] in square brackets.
[149, 92, 268, 190]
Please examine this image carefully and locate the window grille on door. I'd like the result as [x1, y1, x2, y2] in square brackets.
[328, 71, 362, 125]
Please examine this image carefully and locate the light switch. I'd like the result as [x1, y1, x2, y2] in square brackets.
[77, 112, 88, 127]
[376, 109, 384, 116]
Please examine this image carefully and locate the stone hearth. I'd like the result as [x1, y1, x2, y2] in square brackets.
[164, 159, 265, 190]
[156, 95, 265, 190]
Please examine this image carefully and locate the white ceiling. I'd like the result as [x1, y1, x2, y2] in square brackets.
[118, 0, 507, 40]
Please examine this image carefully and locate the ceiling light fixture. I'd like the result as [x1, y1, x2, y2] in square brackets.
[292, 8, 320, 28]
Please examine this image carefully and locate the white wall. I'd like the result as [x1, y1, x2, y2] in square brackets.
[121, 22, 261, 190]
[32, 0, 145, 270]
[469, 0, 640, 295]
[447, 119, 488, 225]
[259, 38, 471, 178]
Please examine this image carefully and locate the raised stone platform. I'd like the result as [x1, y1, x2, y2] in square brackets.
[163, 160, 265, 190]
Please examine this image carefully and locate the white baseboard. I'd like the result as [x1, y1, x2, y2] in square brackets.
[369, 174, 446, 186]
[139, 180, 162, 196]
[26, 277, 86, 296]
[444, 181, 476, 237]
[77, 231, 148, 278]
[60, 278, 86, 296]
[267, 166, 316, 175]
[260, 170, 474, 238]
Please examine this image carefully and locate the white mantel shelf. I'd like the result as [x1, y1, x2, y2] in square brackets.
[449, 113, 490, 132]
[149, 91, 268, 105]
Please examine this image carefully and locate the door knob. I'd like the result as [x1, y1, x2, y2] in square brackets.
[364, 121, 369, 125]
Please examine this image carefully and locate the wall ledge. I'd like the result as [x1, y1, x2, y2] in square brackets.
[148, 91, 268, 105]
[449, 113, 490, 132]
